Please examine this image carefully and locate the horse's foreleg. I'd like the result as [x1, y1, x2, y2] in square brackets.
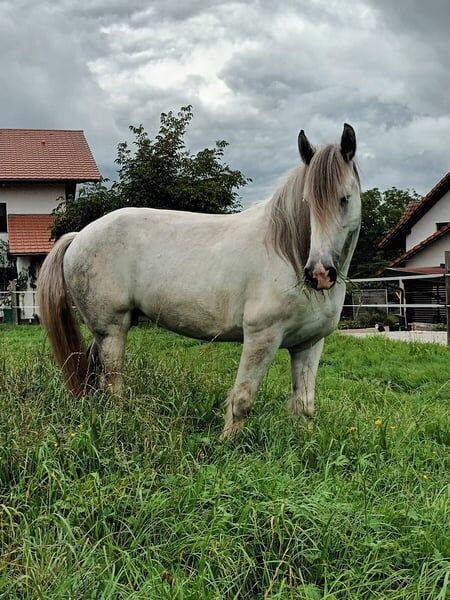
[288, 338, 324, 419]
[222, 327, 281, 438]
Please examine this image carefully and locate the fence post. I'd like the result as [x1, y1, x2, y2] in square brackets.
[10, 279, 18, 325]
[398, 278, 407, 329]
[445, 251, 450, 348]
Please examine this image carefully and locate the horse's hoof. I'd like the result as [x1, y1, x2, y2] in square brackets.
[288, 409, 314, 431]
[221, 419, 244, 440]
[305, 418, 314, 432]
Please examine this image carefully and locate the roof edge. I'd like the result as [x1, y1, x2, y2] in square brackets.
[0, 176, 102, 183]
[378, 172, 450, 249]
[387, 223, 450, 268]
[0, 128, 85, 133]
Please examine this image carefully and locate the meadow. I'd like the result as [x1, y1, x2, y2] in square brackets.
[0, 325, 449, 599]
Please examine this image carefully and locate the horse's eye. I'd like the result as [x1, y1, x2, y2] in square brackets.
[340, 196, 349, 208]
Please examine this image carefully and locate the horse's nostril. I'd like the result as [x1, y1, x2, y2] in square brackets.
[304, 268, 318, 289]
[328, 267, 337, 284]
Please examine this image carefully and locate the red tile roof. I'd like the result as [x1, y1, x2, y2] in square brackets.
[387, 222, 450, 268]
[378, 172, 450, 249]
[387, 266, 445, 275]
[0, 129, 101, 182]
[8, 214, 55, 255]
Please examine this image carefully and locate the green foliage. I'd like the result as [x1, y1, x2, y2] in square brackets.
[0, 326, 449, 598]
[116, 107, 247, 213]
[0, 240, 16, 291]
[350, 187, 420, 277]
[51, 107, 248, 239]
[27, 262, 37, 290]
[16, 268, 30, 292]
[51, 182, 122, 240]
[339, 309, 400, 329]
[0, 240, 9, 266]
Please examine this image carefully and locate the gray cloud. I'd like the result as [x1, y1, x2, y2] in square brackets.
[0, 0, 449, 204]
[367, 0, 450, 41]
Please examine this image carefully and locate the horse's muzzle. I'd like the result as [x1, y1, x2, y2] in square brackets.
[304, 263, 337, 290]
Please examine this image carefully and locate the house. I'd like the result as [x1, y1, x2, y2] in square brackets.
[0, 128, 101, 319]
[378, 172, 450, 324]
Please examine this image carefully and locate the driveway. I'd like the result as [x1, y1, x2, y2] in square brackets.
[338, 329, 447, 345]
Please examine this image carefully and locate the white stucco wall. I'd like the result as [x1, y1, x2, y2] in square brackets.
[407, 232, 450, 267]
[406, 190, 450, 250]
[0, 182, 65, 215]
[0, 184, 63, 300]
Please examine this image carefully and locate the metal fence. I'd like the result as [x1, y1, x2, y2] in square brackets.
[0, 289, 39, 323]
[343, 273, 447, 321]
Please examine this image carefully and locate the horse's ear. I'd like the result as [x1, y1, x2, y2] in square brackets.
[340, 123, 356, 162]
[298, 130, 315, 165]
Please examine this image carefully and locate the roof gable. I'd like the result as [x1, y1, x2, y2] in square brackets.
[0, 129, 101, 182]
[388, 222, 450, 268]
[378, 172, 450, 249]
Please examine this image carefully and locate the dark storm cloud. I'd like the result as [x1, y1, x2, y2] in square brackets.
[0, 0, 449, 202]
[367, 0, 450, 40]
[64, 0, 225, 27]
[365, 0, 450, 114]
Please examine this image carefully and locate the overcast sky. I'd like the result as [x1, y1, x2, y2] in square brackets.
[1, 0, 449, 205]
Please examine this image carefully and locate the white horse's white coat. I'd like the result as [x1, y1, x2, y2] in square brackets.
[42, 125, 361, 437]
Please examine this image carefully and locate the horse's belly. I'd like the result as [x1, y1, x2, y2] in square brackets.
[157, 318, 243, 342]
[138, 290, 244, 342]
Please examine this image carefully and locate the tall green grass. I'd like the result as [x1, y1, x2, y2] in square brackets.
[0, 325, 449, 599]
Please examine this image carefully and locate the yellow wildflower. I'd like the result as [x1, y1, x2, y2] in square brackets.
[374, 418, 383, 427]
[70, 431, 76, 438]
[422, 474, 429, 480]
[348, 426, 357, 433]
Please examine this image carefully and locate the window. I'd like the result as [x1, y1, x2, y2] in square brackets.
[0, 203, 6, 233]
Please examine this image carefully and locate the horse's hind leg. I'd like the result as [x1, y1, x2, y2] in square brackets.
[222, 326, 281, 438]
[93, 315, 130, 396]
[288, 338, 324, 419]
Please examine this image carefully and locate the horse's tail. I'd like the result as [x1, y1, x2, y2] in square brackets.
[37, 232, 96, 396]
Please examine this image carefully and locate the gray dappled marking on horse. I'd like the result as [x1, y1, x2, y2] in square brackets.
[37, 124, 361, 438]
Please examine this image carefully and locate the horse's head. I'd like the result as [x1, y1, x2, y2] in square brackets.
[299, 124, 361, 290]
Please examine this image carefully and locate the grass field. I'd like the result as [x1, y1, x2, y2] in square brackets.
[0, 325, 449, 599]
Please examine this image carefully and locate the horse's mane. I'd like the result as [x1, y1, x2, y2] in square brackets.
[267, 144, 359, 276]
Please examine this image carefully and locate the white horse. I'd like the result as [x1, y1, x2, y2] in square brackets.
[37, 124, 361, 437]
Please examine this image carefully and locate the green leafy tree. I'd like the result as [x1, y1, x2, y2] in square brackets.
[51, 106, 248, 239]
[51, 182, 121, 240]
[350, 187, 420, 277]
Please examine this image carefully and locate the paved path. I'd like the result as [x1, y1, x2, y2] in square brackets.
[338, 329, 448, 345]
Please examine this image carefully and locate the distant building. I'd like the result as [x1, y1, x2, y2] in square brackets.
[378, 172, 450, 274]
[0, 128, 101, 318]
[378, 172, 449, 324]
